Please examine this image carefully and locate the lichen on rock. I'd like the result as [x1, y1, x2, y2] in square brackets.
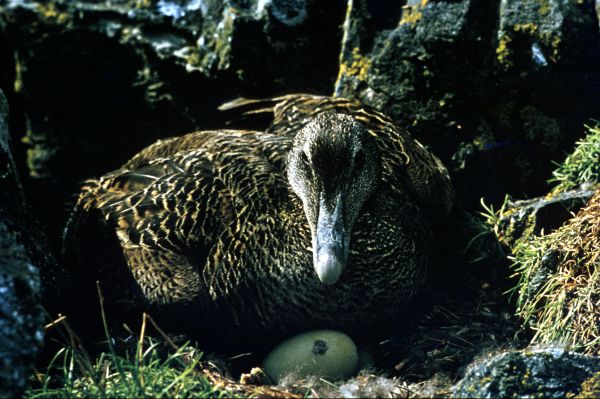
[452, 348, 600, 398]
[335, 0, 600, 209]
[0, 90, 44, 398]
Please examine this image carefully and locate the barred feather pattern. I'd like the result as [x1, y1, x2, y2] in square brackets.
[66, 96, 452, 342]
[261, 94, 455, 218]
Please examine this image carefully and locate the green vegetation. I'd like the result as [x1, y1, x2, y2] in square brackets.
[27, 339, 231, 399]
[462, 198, 507, 264]
[476, 124, 600, 354]
[25, 292, 292, 399]
[549, 124, 600, 193]
[509, 209, 600, 354]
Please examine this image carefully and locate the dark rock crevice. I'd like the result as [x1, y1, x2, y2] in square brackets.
[0, 0, 346, 245]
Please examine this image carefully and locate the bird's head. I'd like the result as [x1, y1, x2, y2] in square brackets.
[287, 112, 381, 285]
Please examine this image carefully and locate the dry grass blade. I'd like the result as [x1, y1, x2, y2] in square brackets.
[511, 189, 600, 354]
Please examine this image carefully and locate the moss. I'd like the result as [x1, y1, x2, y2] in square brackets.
[26, 145, 58, 179]
[481, 195, 537, 249]
[549, 125, 600, 194]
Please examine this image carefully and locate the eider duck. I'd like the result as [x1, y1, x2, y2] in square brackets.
[63, 94, 454, 347]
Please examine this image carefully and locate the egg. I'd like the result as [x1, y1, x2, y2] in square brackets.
[262, 329, 359, 384]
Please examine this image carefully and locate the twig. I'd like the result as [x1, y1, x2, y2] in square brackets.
[60, 316, 94, 370]
[96, 281, 136, 393]
[44, 315, 67, 331]
[136, 313, 148, 387]
[41, 307, 105, 397]
[138, 313, 148, 360]
[96, 281, 116, 354]
[145, 313, 181, 353]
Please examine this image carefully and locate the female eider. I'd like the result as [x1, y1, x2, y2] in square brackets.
[63, 94, 454, 347]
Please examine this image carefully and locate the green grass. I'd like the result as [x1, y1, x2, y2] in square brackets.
[25, 305, 296, 399]
[509, 198, 600, 354]
[507, 124, 600, 353]
[26, 339, 233, 399]
[462, 197, 508, 263]
[549, 124, 600, 192]
[25, 283, 282, 399]
[474, 124, 600, 355]
[26, 282, 249, 398]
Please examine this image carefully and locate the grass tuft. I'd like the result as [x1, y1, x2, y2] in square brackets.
[509, 191, 600, 354]
[462, 197, 508, 264]
[549, 124, 600, 193]
[26, 300, 296, 398]
[476, 124, 600, 354]
[26, 338, 231, 399]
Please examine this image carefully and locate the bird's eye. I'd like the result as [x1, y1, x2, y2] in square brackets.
[300, 151, 310, 168]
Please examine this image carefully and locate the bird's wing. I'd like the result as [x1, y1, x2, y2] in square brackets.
[64, 130, 291, 304]
[76, 146, 232, 251]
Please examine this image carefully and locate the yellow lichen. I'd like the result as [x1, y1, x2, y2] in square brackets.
[399, 0, 428, 26]
[134, 0, 151, 8]
[496, 34, 513, 68]
[13, 53, 23, 94]
[36, 2, 70, 25]
[537, 0, 551, 16]
[497, 19, 563, 67]
[336, 47, 372, 85]
[513, 23, 539, 35]
[570, 372, 600, 398]
[550, 35, 561, 59]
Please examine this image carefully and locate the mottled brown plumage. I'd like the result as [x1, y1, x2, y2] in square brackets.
[64, 94, 454, 346]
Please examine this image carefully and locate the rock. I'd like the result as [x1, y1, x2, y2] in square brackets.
[335, 0, 600, 208]
[495, 184, 596, 248]
[452, 347, 600, 398]
[0, 90, 44, 398]
[0, 0, 345, 235]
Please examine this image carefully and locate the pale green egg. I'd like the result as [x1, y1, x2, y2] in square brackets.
[263, 329, 359, 383]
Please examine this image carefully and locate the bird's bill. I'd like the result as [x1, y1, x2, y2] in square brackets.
[314, 194, 349, 285]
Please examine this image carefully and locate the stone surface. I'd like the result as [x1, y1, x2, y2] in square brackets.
[495, 183, 597, 247]
[0, 0, 345, 236]
[335, 0, 600, 208]
[452, 347, 600, 398]
[0, 90, 44, 398]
